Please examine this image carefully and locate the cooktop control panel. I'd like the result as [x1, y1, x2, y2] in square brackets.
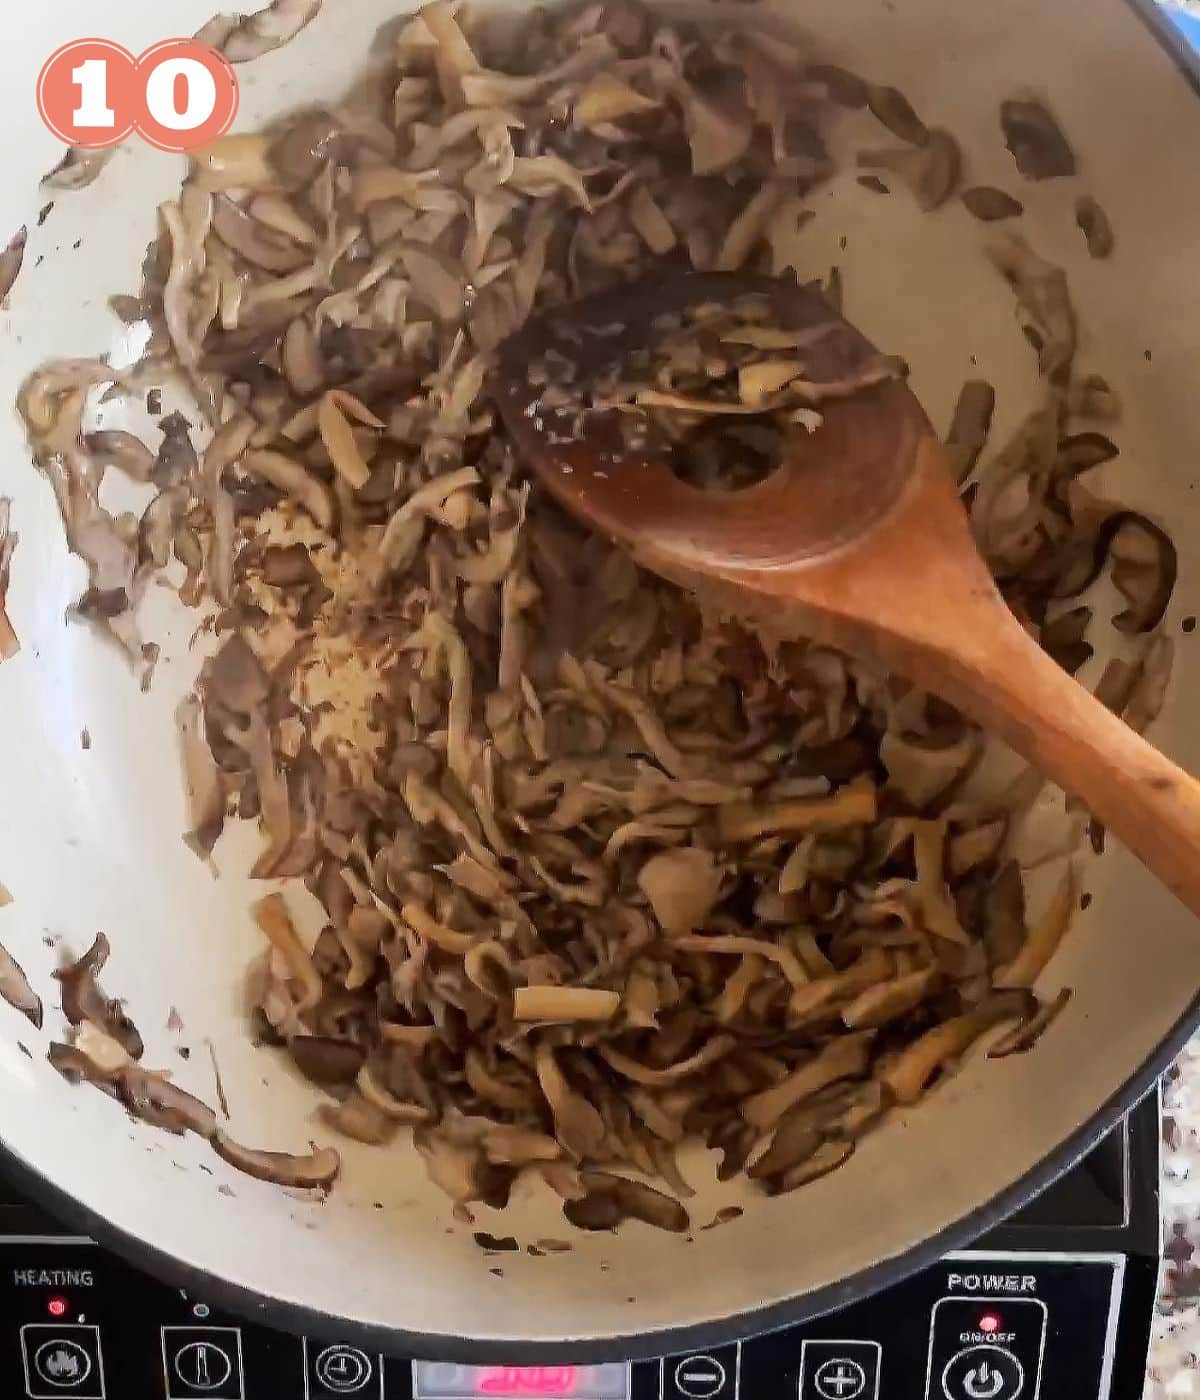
[0, 1238, 1131, 1400]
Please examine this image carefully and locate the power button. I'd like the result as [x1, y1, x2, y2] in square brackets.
[941, 1346, 1024, 1400]
[925, 1296, 1045, 1400]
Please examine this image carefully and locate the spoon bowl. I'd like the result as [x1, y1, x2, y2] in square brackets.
[494, 271, 922, 570]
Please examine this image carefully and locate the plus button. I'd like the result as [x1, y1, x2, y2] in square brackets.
[813, 1358, 867, 1400]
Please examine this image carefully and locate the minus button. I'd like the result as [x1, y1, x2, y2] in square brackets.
[662, 1345, 740, 1400]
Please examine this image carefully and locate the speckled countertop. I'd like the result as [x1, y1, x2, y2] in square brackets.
[1145, 1042, 1200, 1396]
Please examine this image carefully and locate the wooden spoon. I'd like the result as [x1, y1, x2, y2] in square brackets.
[494, 270, 1200, 916]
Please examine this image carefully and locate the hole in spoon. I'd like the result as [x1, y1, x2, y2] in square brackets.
[519, 286, 870, 492]
[667, 416, 790, 492]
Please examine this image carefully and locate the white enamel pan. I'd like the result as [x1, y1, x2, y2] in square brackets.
[1, 0, 1199, 1363]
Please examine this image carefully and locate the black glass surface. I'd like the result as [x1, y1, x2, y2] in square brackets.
[1004, 1116, 1128, 1229]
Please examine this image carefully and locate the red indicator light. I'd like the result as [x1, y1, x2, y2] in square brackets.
[47, 1297, 68, 1318]
[978, 1312, 1001, 1333]
[477, 1367, 579, 1395]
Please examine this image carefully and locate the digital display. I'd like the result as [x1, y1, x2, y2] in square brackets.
[413, 1362, 630, 1400]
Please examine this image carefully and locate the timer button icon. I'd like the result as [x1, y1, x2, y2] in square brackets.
[303, 1339, 382, 1398]
[316, 1346, 373, 1393]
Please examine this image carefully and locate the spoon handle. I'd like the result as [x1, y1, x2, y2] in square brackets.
[918, 602, 1200, 916]
[751, 433, 1200, 919]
